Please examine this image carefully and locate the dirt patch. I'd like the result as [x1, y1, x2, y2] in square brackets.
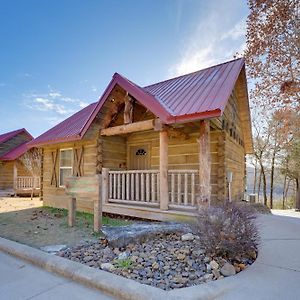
[0, 197, 132, 248]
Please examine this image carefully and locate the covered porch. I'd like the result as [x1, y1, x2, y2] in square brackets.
[99, 116, 214, 221]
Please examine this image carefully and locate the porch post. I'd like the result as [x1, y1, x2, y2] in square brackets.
[13, 162, 17, 191]
[159, 129, 169, 210]
[198, 120, 211, 206]
[102, 168, 109, 204]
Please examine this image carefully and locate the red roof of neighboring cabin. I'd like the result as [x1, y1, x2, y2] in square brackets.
[0, 128, 32, 143]
[0, 128, 33, 161]
[0, 142, 29, 161]
[29, 58, 246, 147]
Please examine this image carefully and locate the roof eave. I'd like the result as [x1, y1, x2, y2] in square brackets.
[28, 134, 82, 148]
[165, 109, 222, 124]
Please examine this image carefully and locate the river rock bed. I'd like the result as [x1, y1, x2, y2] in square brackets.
[57, 232, 255, 290]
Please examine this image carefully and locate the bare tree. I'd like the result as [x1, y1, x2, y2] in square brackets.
[20, 148, 41, 199]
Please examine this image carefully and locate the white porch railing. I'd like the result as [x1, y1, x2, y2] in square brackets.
[108, 170, 160, 206]
[168, 170, 198, 209]
[106, 169, 198, 210]
[15, 176, 40, 190]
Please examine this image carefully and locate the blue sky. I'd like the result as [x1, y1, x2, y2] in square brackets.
[0, 0, 248, 137]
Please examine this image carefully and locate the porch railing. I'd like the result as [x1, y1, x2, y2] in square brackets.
[15, 176, 40, 190]
[168, 170, 198, 209]
[105, 168, 198, 210]
[108, 170, 160, 206]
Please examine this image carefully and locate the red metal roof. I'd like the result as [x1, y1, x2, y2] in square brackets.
[0, 142, 29, 161]
[29, 58, 246, 147]
[0, 128, 33, 143]
[144, 58, 245, 122]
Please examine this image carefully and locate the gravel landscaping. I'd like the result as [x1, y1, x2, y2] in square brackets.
[58, 231, 256, 290]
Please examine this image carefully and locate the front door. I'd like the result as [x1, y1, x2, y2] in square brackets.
[129, 145, 150, 170]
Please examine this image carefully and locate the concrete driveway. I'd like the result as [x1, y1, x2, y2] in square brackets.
[0, 251, 113, 300]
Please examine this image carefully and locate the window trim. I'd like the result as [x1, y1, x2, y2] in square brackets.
[59, 148, 73, 188]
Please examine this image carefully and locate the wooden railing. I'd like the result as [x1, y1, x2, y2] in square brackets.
[15, 176, 40, 190]
[104, 168, 198, 210]
[168, 170, 198, 208]
[107, 170, 160, 206]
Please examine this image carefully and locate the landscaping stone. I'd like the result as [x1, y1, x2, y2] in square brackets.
[118, 251, 128, 260]
[181, 233, 195, 241]
[58, 229, 255, 291]
[220, 262, 236, 277]
[209, 260, 219, 270]
[40, 244, 67, 254]
[100, 263, 115, 271]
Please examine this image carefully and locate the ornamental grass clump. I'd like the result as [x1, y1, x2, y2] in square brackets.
[195, 202, 260, 261]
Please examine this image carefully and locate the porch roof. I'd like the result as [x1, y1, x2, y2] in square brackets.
[29, 58, 249, 147]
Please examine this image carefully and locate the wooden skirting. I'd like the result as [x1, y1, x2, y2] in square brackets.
[103, 203, 197, 222]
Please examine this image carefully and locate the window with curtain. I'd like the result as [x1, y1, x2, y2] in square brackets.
[59, 149, 73, 187]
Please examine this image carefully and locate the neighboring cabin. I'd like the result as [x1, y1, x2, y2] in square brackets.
[29, 58, 253, 221]
[0, 128, 40, 196]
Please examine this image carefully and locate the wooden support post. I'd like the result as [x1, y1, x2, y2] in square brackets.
[93, 175, 102, 232]
[13, 162, 17, 191]
[68, 197, 76, 227]
[198, 120, 211, 206]
[102, 168, 109, 204]
[159, 130, 169, 210]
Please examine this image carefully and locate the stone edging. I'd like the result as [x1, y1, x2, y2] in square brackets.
[0, 237, 233, 300]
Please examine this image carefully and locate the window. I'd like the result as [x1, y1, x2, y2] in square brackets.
[59, 149, 73, 187]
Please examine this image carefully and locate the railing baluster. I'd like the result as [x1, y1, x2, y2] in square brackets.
[177, 174, 181, 204]
[141, 172, 145, 201]
[156, 173, 160, 203]
[136, 173, 140, 200]
[191, 173, 195, 206]
[121, 173, 125, 200]
[109, 173, 113, 198]
[113, 174, 117, 199]
[131, 173, 135, 200]
[146, 173, 150, 202]
[126, 173, 130, 200]
[171, 173, 175, 203]
[184, 173, 188, 205]
[151, 173, 155, 203]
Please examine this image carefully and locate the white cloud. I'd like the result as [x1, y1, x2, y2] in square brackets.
[169, 8, 247, 77]
[24, 88, 89, 117]
[221, 18, 246, 41]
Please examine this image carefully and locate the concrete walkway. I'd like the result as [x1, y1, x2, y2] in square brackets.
[0, 251, 113, 300]
[218, 211, 300, 300]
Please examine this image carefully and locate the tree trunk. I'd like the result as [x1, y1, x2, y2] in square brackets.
[270, 149, 276, 209]
[259, 162, 268, 206]
[296, 177, 300, 211]
[282, 173, 287, 209]
[253, 158, 257, 193]
[257, 168, 262, 202]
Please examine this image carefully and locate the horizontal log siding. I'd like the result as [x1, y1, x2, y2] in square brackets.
[225, 133, 245, 201]
[102, 136, 126, 169]
[42, 140, 97, 211]
[0, 161, 13, 189]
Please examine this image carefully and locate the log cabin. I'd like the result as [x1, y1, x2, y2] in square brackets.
[0, 128, 40, 196]
[28, 58, 253, 221]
